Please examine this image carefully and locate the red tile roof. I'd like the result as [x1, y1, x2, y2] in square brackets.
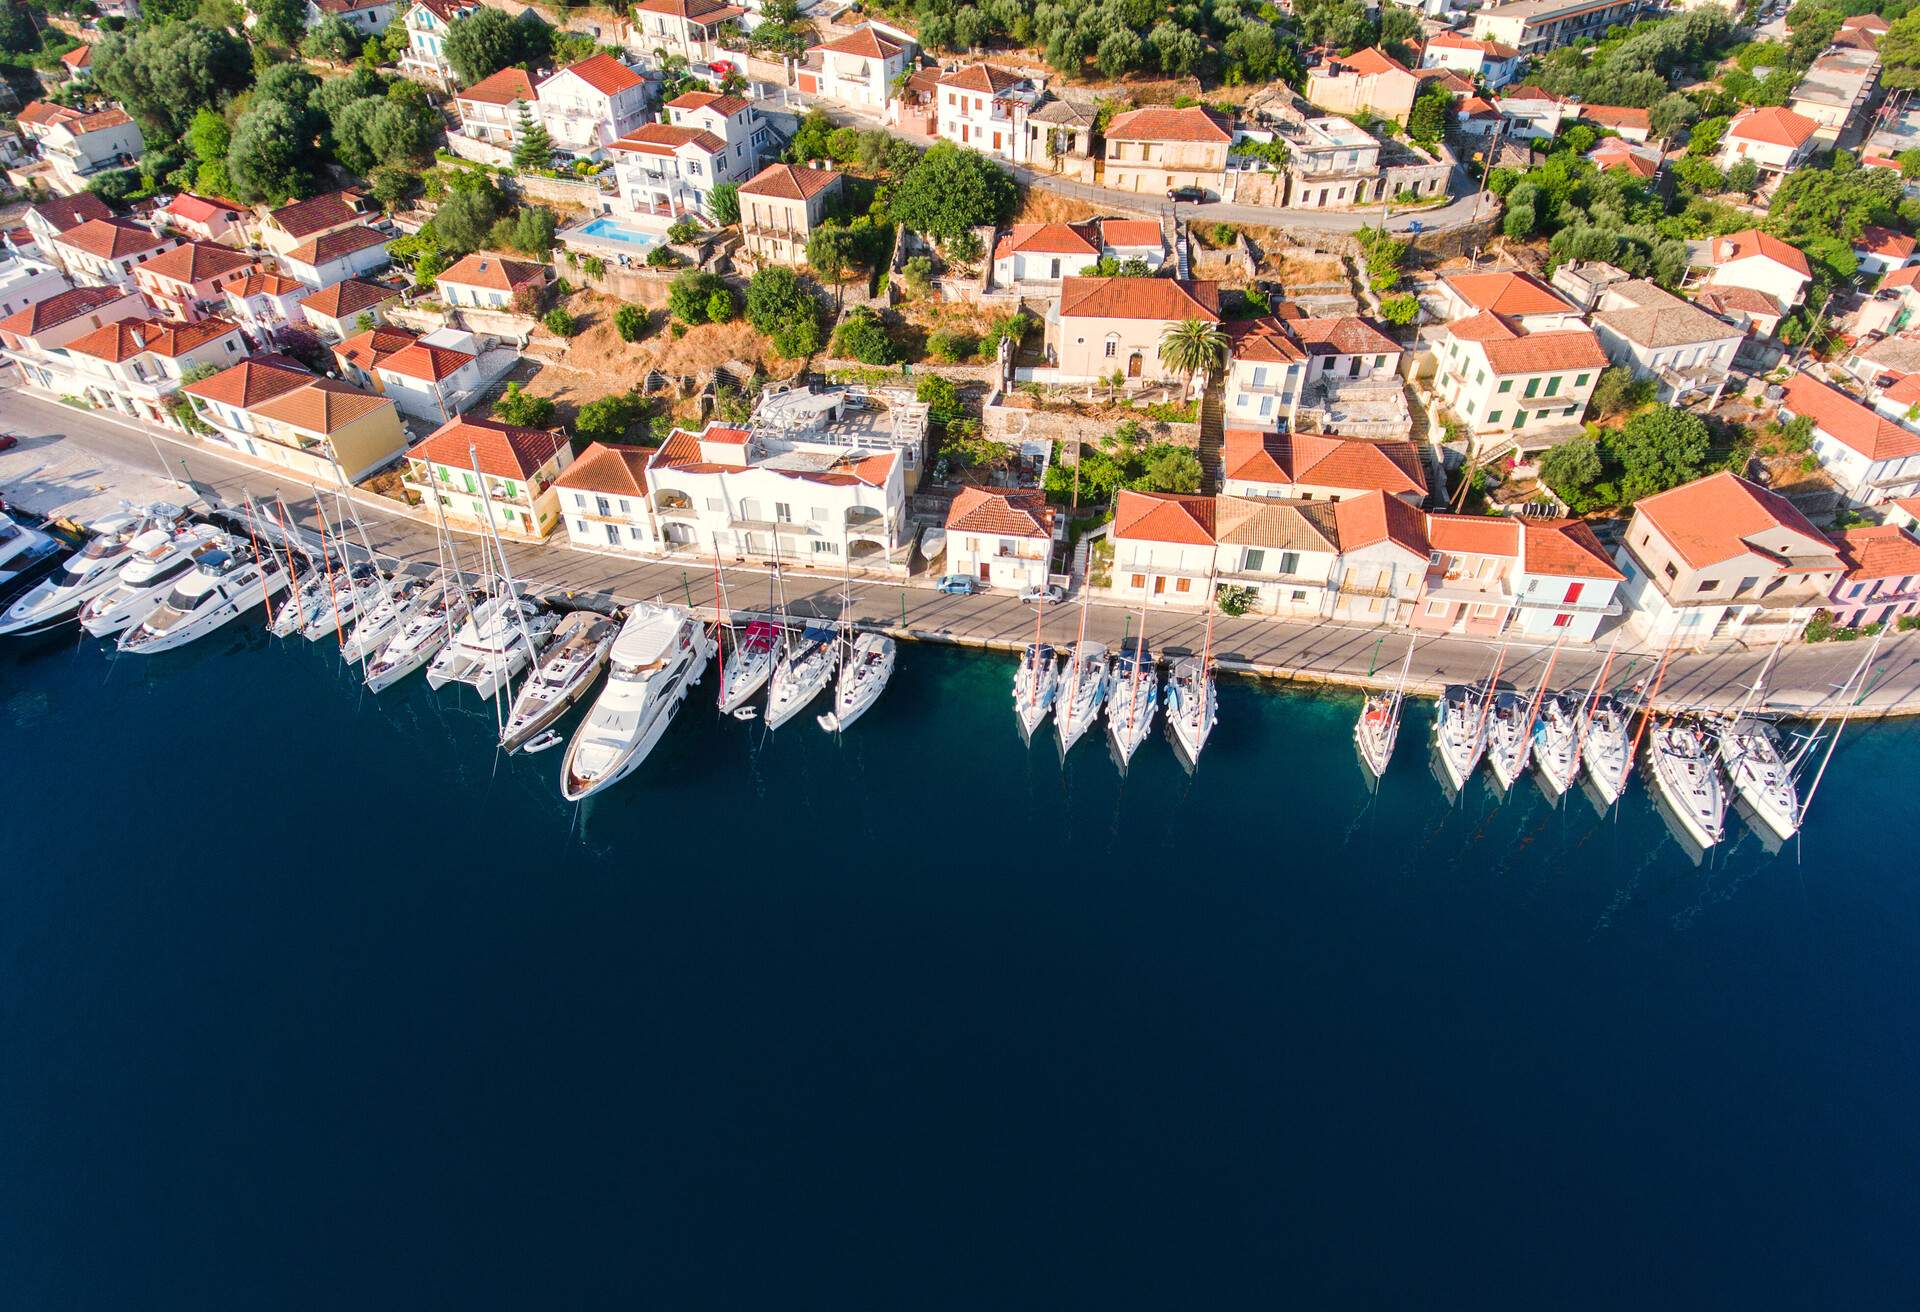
[182, 357, 312, 408]
[251, 378, 395, 434]
[1058, 276, 1220, 322]
[1857, 225, 1917, 261]
[1633, 471, 1839, 571]
[0, 285, 133, 336]
[16, 100, 81, 128]
[284, 224, 392, 267]
[1783, 372, 1920, 462]
[738, 161, 841, 200]
[554, 441, 653, 496]
[28, 192, 111, 233]
[160, 192, 240, 225]
[56, 218, 170, 260]
[1331, 490, 1428, 556]
[1481, 327, 1608, 375]
[1880, 266, 1920, 292]
[1428, 512, 1520, 557]
[459, 66, 536, 105]
[1590, 141, 1658, 178]
[1105, 105, 1233, 143]
[59, 43, 91, 70]
[1710, 228, 1811, 277]
[414, 415, 568, 480]
[994, 222, 1099, 258]
[1834, 525, 1920, 581]
[64, 315, 240, 362]
[70, 107, 132, 133]
[1579, 104, 1650, 132]
[1113, 489, 1215, 545]
[378, 341, 475, 382]
[268, 189, 368, 240]
[1443, 269, 1574, 318]
[553, 53, 643, 96]
[945, 486, 1054, 538]
[300, 278, 397, 319]
[1520, 518, 1623, 580]
[1290, 314, 1399, 358]
[666, 89, 751, 117]
[335, 325, 417, 371]
[1424, 31, 1519, 57]
[136, 240, 255, 286]
[1325, 46, 1412, 78]
[1099, 220, 1161, 249]
[810, 25, 905, 59]
[937, 63, 1027, 93]
[630, 0, 743, 18]
[1222, 429, 1424, 496]
[1728, 106, 1818, 149]
[1225, 317, 1308, 365]
[437, 252, 547, 292]
[610, 122, 728, 156]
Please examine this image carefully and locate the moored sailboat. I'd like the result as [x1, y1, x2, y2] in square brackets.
[1435, 640, 1506, 792]
[1531, 692, 1582, 796]
[1354, 639, 1416, 781]
[501, 609, 619, 752]
[1646, 718, 1727, 850]
[718, 620, 780, 714]
[820, 631, 895, 732]
[426, 593, 557, 699]
[765, 624, 839, 729]
[1484, 690, 1533, 790]
[1165, 655, 1216, 768]
[1013, 642, 1059, 739]
[1107, 619, 1158, 772]
[365, 576, 474, 693]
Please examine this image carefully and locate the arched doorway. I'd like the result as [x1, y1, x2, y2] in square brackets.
[1127, 352, 1143, 378]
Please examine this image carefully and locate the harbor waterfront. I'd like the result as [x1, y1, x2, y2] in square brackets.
[5, 628, 1920, 1306]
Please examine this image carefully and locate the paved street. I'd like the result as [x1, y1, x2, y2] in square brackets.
[5, 382, 1918, 718]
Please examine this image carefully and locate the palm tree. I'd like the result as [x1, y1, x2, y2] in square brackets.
[1158, 317, 1229, 403]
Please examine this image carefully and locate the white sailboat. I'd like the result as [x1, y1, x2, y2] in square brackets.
[719, 620, 780, 715]
[1054, 583, 1107, 758]
[1484, 690, 1533, 790]
[365, 577, 474, 693]
[426, 593, 557, 699]
[1646, 718, 1727, 850]
[1715, 644, 1799, 841]
[1166, 571, 1220, 769]
[1107, 598, 1157, 770]
[1580, 693, 1633, 804]
[298, 564, 384, 642]
[1435, 641, 1506, 793]
[1013, 642, 1059, 739]
[0, 505, 169, 636]
[1354, 639, 1416, 781]
[560, 603, 712, 800]
[1531, 692, 1582, 797]
[340, 573, 431, 663]
[821, 631, 896, 732]
[765, 624, 839, 729]
[117, 544, 288, 653]
[501, 609, 619, 752]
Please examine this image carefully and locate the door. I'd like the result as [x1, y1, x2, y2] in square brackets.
[1153, 576, 1166, 595]
[1127, 352, 1143, 378]
[979, 561, 990, 581]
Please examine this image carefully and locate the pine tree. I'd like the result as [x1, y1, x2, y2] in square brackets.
[512, 109, 553, 171]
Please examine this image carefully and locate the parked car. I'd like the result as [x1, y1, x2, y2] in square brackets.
[1019, 584, 1066, 606]
[935, 574, 981, 595]
[1167, 186, 1210, 203]
[0, 433, 17, 454]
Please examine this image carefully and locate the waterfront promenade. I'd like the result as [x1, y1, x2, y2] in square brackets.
[5, 381, 1918, 718]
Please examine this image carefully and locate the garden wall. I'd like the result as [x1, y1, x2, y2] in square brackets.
[983, 399, 1198, 450]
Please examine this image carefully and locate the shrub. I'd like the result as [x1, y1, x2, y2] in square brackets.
[1209, 223, 1236, 247]
[542, 307, 577, 336]
[613, 303, 648, 342]
[832, 306, 895, 364]
[1377, 294, 1418, 326]
[1217, 584, 1256, 617]
[492, 381, 555, 427]
[668, 269, 729, 324]
[574, 390, 647, 440]
[667, 216, 700, 244]
[1803, 610, 1835, 643]
[1898, 615, 1920, 632]
[917, 373, 962, 425]
[927, 328, 976, 363]
[902, 255, 935, 297]
[645, 246, 678, 268]
[942, 228, 984, 264]
[746, 267, 823, 358]
[706, 288, 735, 324]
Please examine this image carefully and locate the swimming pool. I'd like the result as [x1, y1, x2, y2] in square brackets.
[578, 217, 662, 248]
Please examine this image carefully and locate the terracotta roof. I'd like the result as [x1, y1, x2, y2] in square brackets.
[60, 44, 92, 70]
[1728, 106, 1818, 149]
[64, 315, 239, 362]
[0, 285, 132, 336]
[1883, 374, 1920, 407]
[1690, 285, 1783, 320]
[300, 278, 396, 319]
[335, 325, 418, 371]
[1889, 496, 1920, 526]
[1105, 105, 1233, 144]
[313, 0, 391, 12]
[1112, 489, 1215, 545]
[459, 66, 537, 105]
[1325, 46, 1412, 78]
[252, 378, 394, 434]
[1579, 104, 1649, 132]
[1057, 276, 1220, 322]
[1443, 269, 1574, 318]
[1291, 314, 1399, 358]
[1520, 518, 1623, 580]
[1842, 11, 1890, 30]
[1833, 525, 1920, 581]
[268, 189, 367, 240]
[630, 0, 743, 18]
[610, 122, 728, 156]
[136, 240, 254, 286]
[554, 441, 653, 496]
[1710, 229, 1811, 278]
[650, 427, 706, 469]
[1499, 85, 1565, 104]
[28, 193, 111, 233]
[666, 89, 751, 117]
[1225, 317, 1308, 365]
[1858, 226, 1917, 261]
[1457, 96, 1498, 118]
[1590, 141, 1657, 178]
[937, 63, 1026, 93]
[413, 415, 568, 479]
[378, 341, 475, 382]
[993, 222, 1099, 259]
[70, 107, 131, 133]
[160, 192, 239, 224]
[946, 486, 1055, 538]
[738, 161, 841, 200]
[1428, 512, 1519, 557]
[56, 218, 169, 260]
[1212, 495, 1340, 551]
[1783, 372, 1920, 462]
[1633, 471, 1839, 571]
[17, 101, 81, 128]
[1417, 68, 1475, 96]
[284, 224, 392, 267]
[1331, 490, 1428, 556]
[1481, 326, 1606, 375]
[182, 357, 312, 408]
[1100, 220, 1161, 249]
[551, 53, 643, 97]
[810, 25, 905, 59]
[1225, 429, 1425, 497]
[437, 252, 547, 292]
[1424, 31, 1518, 57]
[1447, 310, 1522, 343]
[410, 0, 474, 20]
[1880, 266, 1920, 292]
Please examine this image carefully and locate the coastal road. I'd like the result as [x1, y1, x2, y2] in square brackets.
[4, 381, 1918, 718]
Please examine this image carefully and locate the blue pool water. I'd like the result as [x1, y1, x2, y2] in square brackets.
[578, 216, 662, 247]
[3, 631, 1920, 1306]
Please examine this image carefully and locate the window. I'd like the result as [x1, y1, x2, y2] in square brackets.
[596, 495, 610, 516]
[1487, 411, 1502, 425]
[1130, 573, 1146, 589]
[1663, 562, 1678, 581]
[1545, 375, 1561, 396]
[810, 540, 836, 554]
[1291, 589, 1306, 603]
[705, 497, 724, 511]
[604, 523, 620, 545]
[1104, 336, 1118, 358]
[1574, 373, 1590, 387]
[1498, 379, 1513, 393]
[1696, 579, 1716, 593]
[774, 502, 792, 522]
[1175, 578, 1190, 593]
[1475, 368, 1486, 384]
[1244, 548, 1266, 571]
[1524, 377, 1540, 398]
[1280, 550, 1300, 575]
[1426, 599, 1448, 616]
[1464, 399, 1476, 416]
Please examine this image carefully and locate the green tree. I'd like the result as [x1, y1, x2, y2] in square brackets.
[746, 267, 823, 358]
[1157, 317, 1228, 401]
[1377, 294, 1419, 326]
[805, 221, 857, 297]
[434, 184, 508, 253]
[706, 288, 735, 324]
[543, 307, 578, 336]
[889, 141, 1017, 240]
[227, 99, 321, 204]
[1407, 87, 1454, 147]
[444, 7, 547, 85]
[575, 390, 647, 440]
[367, 99, 437, 167]
[512, 109, 553, 170]
[330, 97, 384, 175]
[1133, 443, 1202, 493]
[301, 14, 362, 64]
[1588, 365, 1654, 418]
[668, 268, 729, 324]
[710, 181, 739, 225]
[1539, 433, 1607, 512]
[492, 381, 555, 427]
[831, 306, 895, 364]
[1879, 12, 1920, 90]
[1612, 407, 1711, 503]
[490, 206, 558, 256]
[614, 303, 648, 342]
[94, 21, 253, 139]
[916, 373, 961, 425]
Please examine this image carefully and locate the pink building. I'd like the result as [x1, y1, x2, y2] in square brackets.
[1829, 525, 1920, 627]
[1414, 513, 1521, 636]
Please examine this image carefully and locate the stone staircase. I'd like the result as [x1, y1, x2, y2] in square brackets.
[1197, 385, 1226, 493]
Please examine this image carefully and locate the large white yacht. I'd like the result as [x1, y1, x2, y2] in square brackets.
[0, 507, 161, 636]
[0, 510, 63, 599]
[819, 631, 895, 733]
[501, 609, 619, 752]
[1054, 641, 1108, 758]
[78, 525, 229, 637]
[117, 546, 289, 653]
[365, 578, 473, 693]
[426, 594, 557, 699]
[561, 604, 712, 800]
[765, 625, 839, 729]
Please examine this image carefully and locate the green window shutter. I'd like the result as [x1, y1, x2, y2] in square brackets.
[462, 472, 476, 494]
[1488, 411, 1503, 424]
[1545, 375, 1561, 396]
[1514, 408, 1528, 429]
[1524, 377, 1539, 398]
[1498, 379, 1512, 393]
[1575, 373, 1590, 387]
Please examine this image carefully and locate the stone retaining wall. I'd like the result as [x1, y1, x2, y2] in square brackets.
[984, 400, 1199, 450]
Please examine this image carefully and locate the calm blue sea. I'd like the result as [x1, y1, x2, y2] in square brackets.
[3, 626, 1919, 1308]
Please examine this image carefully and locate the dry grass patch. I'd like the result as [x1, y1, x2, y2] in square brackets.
[1011, 186, 1106, 226]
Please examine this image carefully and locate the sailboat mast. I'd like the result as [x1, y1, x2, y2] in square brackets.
[310, 488, 347, 644]
[424, 468, 464, 645]
[1126, 592, 1151, 731]
[1198, 565, 1217, 733]
[270, 497, 305, 602]
[241, 499, 276, 625]
[1735, 640, 1782, 720]
[711, 544, 730, 709]
[1470, 639, 1510, 748]
[1064, 581, 1090, 715]
[1518, 631, 1565, 744]
[1387, 637, 1416, 742]
[1625, 640, 1675, 767]
[1027, 587, 1044, 710]
[1570, 636, 1617, 769]
[1797, 631, 1883, 826]
[468, 446, 539, 710]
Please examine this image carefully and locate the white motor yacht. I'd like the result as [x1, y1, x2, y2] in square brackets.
[426, 594, 557, 700]
[1484, 690, 1533, 791]
[298, 566, 385, 642]
[0, 510, 64, 600]
[501, 609, 619, 752]
[1647, 720, 1727, 850]
[820, 631, 895, 732]
[717, 620, 780, 714]
[1434, 683, 1488, 793]
[1165, 654, 1218, 768]
[365, 579, 474, 693]
[560, 603, 712, 800]
[117, 546, 288, 653]
[1532, 692, 1582, 797]
[1581, 694, 1633, 805]
[339, 573, 431, 663]
[1054, 641, 1108, 758]
[765, 625, 839, 729]
[78, 525, 229, 637]
[0, 507, 158, 636]
[1012, 642, 1059, 740]
[1106, 642, 1158, 769]
[1717, 716, 1800, 841]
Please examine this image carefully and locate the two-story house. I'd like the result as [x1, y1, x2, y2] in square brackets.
[57, 315, 249, 427]
[943, 487, 1056, 591]
[934, 64, 1046, 163]
[50, 218, 179, 290]
[1211, 495, 1342, 618]
[306, 0, 398, 37]
[1415, 513, 1520, 635]
[1780, 371, 1920, 506]
[404, 415, 575, 541]
[1698, 228, 1811, 321]
[1307, 47, 1421, 124]
[799, 26, 913, 112]
[259, 189, 376, 257]
[1108, 489, 1217, 606]
[608, 119, 750, 219]
[1718, 106, 1821, 180]
[1222, 317, 1308, 430]
[1589, 278, 1744, 406]
[22, 192, 112, 272]
[1432, 312, 1607, 446]
[1472, 0, 1650, 58]
[1102, 106, 1232, 198]
[663, 90, 769, 174]
[1431, 268, 1584, 329]
[990, 219, 1164, 287]
[1419, 32, 1524, 88]
[292, 277, 398, 341]
[35, 106, 144, 195]
[396, 0, 476, 89]
[1326, 491, 1430, 626]
[333, 323, 418, 388]
[735, 162, 842, 267]
[278, 225, 394, 289]
[1220, 429, 1427, 503]
[133, 241, 259, 322]
[627, 0, 746, 66]
[453, 67, 539, 154]
[434, 252, 549, 311]
[1045, 276, 1221, 384]
[537, 54, 649, 157]
[555, 442, 659, 555]
[0, 284, 149, 388]
[218, 372, 408, 484]
[372, 332, 489, 423]
[1613, 470, 1844, 643]
[1853, 226, 1918, 279]
[1511, 517, 1625, 640]
[1491, 84, 1574, 140]
[0, 249, 70, 323]
[154, 192, 247, 247]
[1829, 524, 1920, 629]
[221, 271, 313, 345]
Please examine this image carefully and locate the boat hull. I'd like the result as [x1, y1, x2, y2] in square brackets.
[561, 632, 712, 800]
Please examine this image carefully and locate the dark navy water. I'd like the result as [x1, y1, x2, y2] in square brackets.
[4, 626, 1919, 1308]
